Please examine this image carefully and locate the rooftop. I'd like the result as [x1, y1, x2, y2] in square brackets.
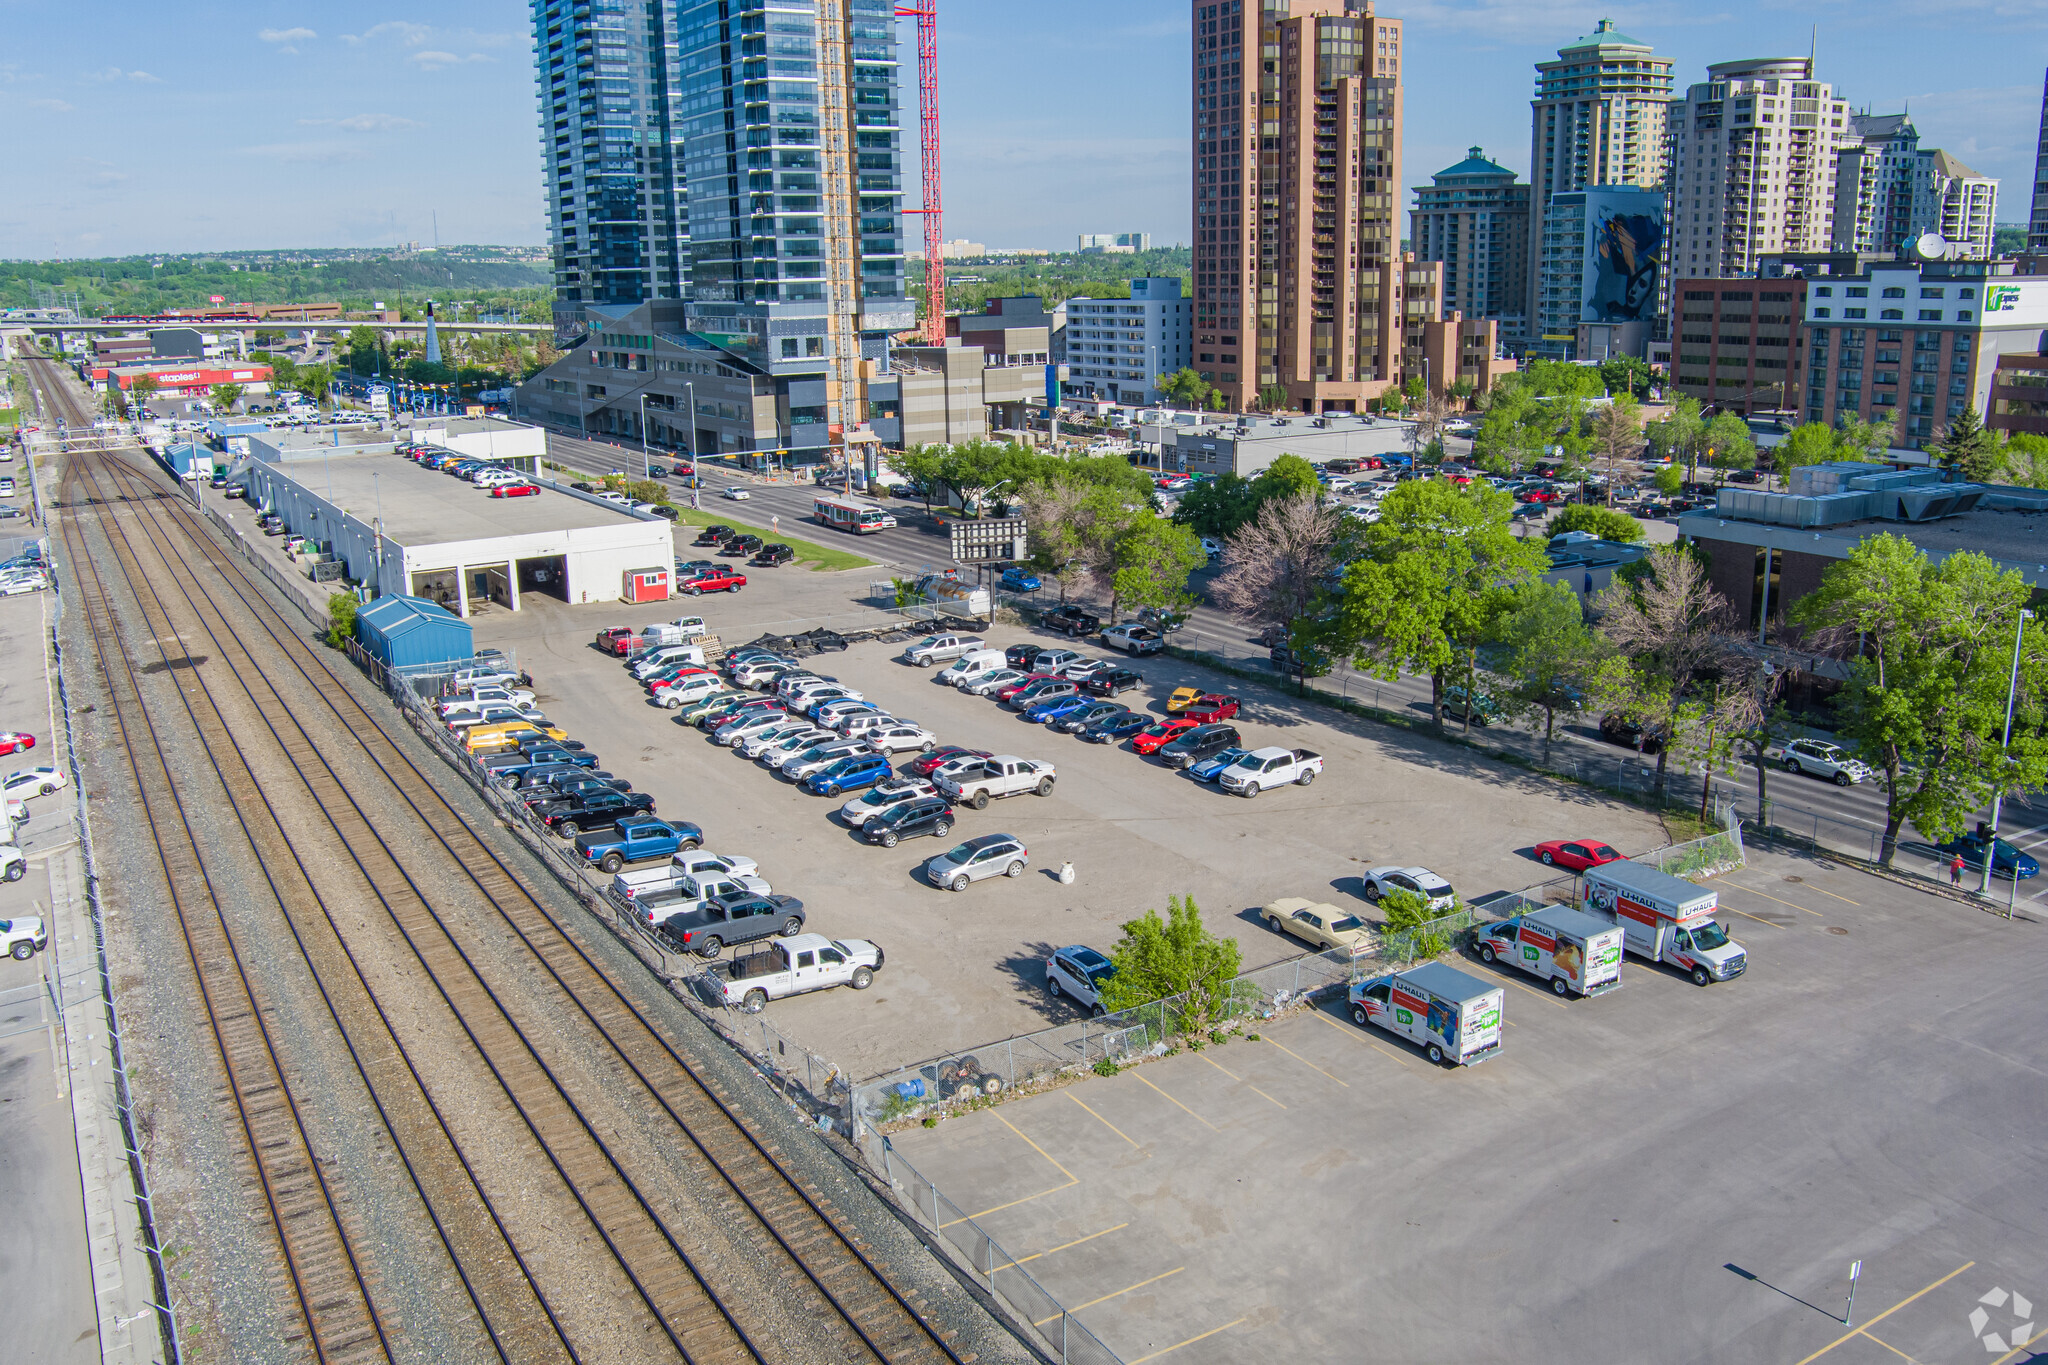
[1556, 19, 1653, 52]
[1429, 147, 1519, 183]
[261, 452, 651, 547]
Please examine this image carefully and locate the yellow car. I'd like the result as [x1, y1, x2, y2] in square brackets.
[465, 720, 569, 752]
[1262, 897, 1373, 953]
[1166, 686, 1205, 712]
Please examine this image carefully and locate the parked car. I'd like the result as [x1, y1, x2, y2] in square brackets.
[704, 934, 883, 1013]
[2, 914, 47, 959]
[1598, 713, 1665, 754]
[1044, 945, 1116, 1015]
[1004, 644, 1046, 671]
[712, 711, 794, 747]
[1078, 667, 1143, 697]
[538, 789, 657, 833]
[1360, 865, 1457, 912]
[489, 482, 540, 498]
[1032, 649, 1087, 676]
[0, 766, 66, 799]
[1440, 685, 1506, 727]
[1761, 737, 1873, 787]
[1022, 694, 1093, 726]
[867, 722, 939, 755]
[1186, 746, 1251, 782]
[1933, 831, 2040, 880]
[1533, 838, 1625, 871]
[1217, 747, 1323, 797]
[935, 755, 1056, 808]
[780, 739, 869, 781]
[999, 566, 1042, 592]
[1157, 723, 1242, 770]
[1180, 694, 1240, 724]
[902, 632, 986, 667]
[753, 543, 796, 567]
[910, 745, 988, 777]
[724, 535, 764, 557]
[739, 721, 827, 759]
[1041, 604, 1101, 638]
[1166, 687, 1204, 712]
[863, 796, 956, 848]
[694, 524, 738, 545]
[1081, 710, 1151, 743]
[800, 751, 897, 797]
[839, 777, 939, 828]
[1100, 623, 1165, 655]
[680, 567, 747, 594]
[574, 817, 703, 875]
[1263, 897, 1372, 953]
[994, 672, 1059, 703]
[1008, 679, 1079, 711]
[1131, 718, 1198, 754]
[659, 891, 805, 958]
[924, 834, 1030, 891]
[754, 728, 837, 765]
[1055, 701, 1127, 735]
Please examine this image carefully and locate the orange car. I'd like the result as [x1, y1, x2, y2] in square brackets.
[1131, 717, 1198, 754]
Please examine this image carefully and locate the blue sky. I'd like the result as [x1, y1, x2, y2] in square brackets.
[2, 1, 2042, 258]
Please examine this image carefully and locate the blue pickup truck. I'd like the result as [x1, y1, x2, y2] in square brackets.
[574, 816, 704, 874]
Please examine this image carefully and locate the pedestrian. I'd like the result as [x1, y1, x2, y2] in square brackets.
[1949, 853, 1964, 886]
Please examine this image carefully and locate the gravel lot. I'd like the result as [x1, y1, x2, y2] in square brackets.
[475, 588, 1666, 1080]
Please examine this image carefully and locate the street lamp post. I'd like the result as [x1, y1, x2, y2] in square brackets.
[1978, 606, 2035, 902]
[638, 393, 650, 480]
[371, 471, 384, 598]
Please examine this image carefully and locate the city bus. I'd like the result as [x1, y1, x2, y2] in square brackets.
[813, 496, 894, 535]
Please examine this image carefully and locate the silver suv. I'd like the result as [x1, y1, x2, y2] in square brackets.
[925, 834, 1029, 891]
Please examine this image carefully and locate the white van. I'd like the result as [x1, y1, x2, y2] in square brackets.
[632, 644, 707, 678]
[938, 649, 1008, 688]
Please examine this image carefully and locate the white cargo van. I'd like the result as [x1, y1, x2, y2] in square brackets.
[938, 649, 1007, 688]
[633, 644, 707, 678]
[1579, 860, 1746, 985]
[1348, 962, 1504, 1066]
[1473, 905, 1625, 998]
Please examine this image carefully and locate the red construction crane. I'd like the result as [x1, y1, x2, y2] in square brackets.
[895, 2, 943, 343]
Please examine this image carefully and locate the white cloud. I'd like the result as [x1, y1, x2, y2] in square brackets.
[128, 70, 162, 83]
[299, 113, 424, 132]
[408, 50, 493, 71]
[345, 21, 433, 46]
[28, 98, 74, 113]
[258, 27, 318, 48]
[90, 66, 162, 83]
[239, 141, 369, 165]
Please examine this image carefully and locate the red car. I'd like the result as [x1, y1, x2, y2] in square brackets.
[679, 568, 746, 594]
[993, 672, 1058, 703]
[1130, 718, 1197, 754]
[490, 482, 540, 498]
[1520, 488, 1561, 505]
[594, 626, 634, 651]
[911, 745, 988, 777]
[1181, 694, 1240, 723]
[0, 732, 35, 757]
[647, 667, 716, 696]
[1533, 838, 1624, 872]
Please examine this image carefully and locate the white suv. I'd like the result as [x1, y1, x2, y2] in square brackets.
[1045, 945, 1115, 1015]
[3, 911, 45, 959]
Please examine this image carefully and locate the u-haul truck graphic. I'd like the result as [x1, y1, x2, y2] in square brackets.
[1473, 905, 1625, 997]
[1348, 962, 1504, 1066]
[1580, 860, 1745, 985]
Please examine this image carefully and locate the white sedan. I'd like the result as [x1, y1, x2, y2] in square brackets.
[722, 486, 752, 500]
[1, 767, 66, 800]
[1762, 737, 1872, 787]
[839, 777, 938, 827]
[867, 722, 938, 755]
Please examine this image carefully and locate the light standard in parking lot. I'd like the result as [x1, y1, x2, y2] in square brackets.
[371, 471, 384, 596]
[637, 393, 650, 479]
[1978, 606, 2035, 903]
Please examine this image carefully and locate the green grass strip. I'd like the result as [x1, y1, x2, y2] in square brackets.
[668, 504, 875, 572]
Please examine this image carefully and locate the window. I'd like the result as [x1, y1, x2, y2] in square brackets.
[1815, 286, 1832, 297]
[1960, 288, 1976, 300]
[1814, 308, 1831, 318]
[781, 338, 799, 358]
[1846, 287, 1868, 298]
[1918, 310, 1942, 322]
[1957, 311, 1972, 322]
[1882, 287, 1905, 299]
[1921, 287, 1944, 299]
[1845, 308, 1866, 319]
[1881, 309, 1903, 321]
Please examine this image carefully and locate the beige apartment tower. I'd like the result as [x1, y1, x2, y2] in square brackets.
[1525, 20, 1674, 333]
[1191, 0, 1405, 414]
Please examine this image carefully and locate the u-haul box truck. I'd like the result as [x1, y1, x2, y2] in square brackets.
[1580, 860, 1746, 985]
[1472, 905, 1624, 998]
[1348, 962, 1504, 1066]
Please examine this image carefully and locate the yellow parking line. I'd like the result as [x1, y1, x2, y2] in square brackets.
[1014, 1222, 1127, 1266]
[1033, 1267, 1184, 1324]
[940, 1113, 1080, 1226]
[1126, 1317, 1248, 1363]
[1859, 1330, 1919, 1362]
[1725, 881, 1822, 916]
[1993, 1324, 2048, 1364]
[1489, 967, 1570, 1008]
[1195, 1052, 1241, 1081]
[997, 1111, 1076, 1182]
[1720, 903, 1785, 929]
[1263, 1035, 1351, 1086]
[1248, 1085, 1288, 1109]
[1800, 882, 1861, 906]
[1132, 1072, 1220, 1130]
[1791, 1261, 1974, 1365]
[1310, 1010, 1410, 1067]
[1066, 1090, 1143, 1150]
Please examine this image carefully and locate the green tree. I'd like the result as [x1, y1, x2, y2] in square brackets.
[1587, 394, 1642, 503]
[1599, 355, 1653, 400]
[1107, 511, 1205, 622]
[1378, 888, 1460, 957]
[1170, 471, 1260, 539]
[1549, 504, 1645, 542]
[1248, 452, 1320, 504]
[1319, 480, 1546, 732]
[1523, 358, 1604, 400]
[1098, 895, 1242, 1032]
[129, 373, 160, 406]
[887, 444, 945, 513]
[325, 591, 359, 650]
[1472, 384, 1546, 476]
[1791, 534, 2048, 867]
[1448, 376, 1476, 407]
[209, 383, 244, 411]
[1159, 367, 1215, 410]
[1835, 409, 1899, 464]
[1995, 432, 2048, 488]
[1772, 422, 1839, 487]
[1653, 463, 1685, 497]
[1257, 384, 1289, 413]
[1489, 579, 1608, 747]
[1655, 394, 1704, 482]
[1703, 410, 1756, 484]
[1591, 544, 1740, 803]
[626, 479, 669, 505]
[1935, 405, 1997, 483]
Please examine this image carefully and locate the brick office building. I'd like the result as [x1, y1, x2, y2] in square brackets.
[1670, 276, 1806, 414]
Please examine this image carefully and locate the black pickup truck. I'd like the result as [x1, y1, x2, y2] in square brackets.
[657, 891, 806, 958]
[537, 788, 656, 832]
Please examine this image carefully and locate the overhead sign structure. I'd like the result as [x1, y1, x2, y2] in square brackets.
[949, 515, 1027, 564]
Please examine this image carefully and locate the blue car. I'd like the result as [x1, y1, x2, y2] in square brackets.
[1000, 566, 1043, 592]
[1081, 711, 1151, 743]
[1187, 746, 1251, 782]
[1934, 832, 2040, 880]
[1023, 695, 1093, 725]
[800, 752, 895, 797]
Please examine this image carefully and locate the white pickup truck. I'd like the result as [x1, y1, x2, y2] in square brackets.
[1217, 746, 1324, 797]
[703, 934, 884, 1013]
[606, 851, 761, 912]
[936, 755, 1056, 809]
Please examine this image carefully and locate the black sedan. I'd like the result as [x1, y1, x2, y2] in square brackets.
[1006, 643, 1046, 671]
[1079, 667, 1143, 697]
[536, 789, 657, 832]
[1079, 710, 1150, 743]
[1042, 604, 1101, 637]
[1056, 701, 1129, 735]
[863, 796, 956, 848]
[753, 543, 796, 566]
[1158, 723, 1242, 770]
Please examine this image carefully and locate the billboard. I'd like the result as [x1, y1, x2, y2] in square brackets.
[1580, 188, 1664, 325]
[1982, 280, 2048, 327]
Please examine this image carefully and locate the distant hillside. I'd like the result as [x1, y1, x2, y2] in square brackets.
[0, 248, 552, 316]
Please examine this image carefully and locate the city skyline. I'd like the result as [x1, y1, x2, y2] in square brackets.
[1, 2, 2043, 257]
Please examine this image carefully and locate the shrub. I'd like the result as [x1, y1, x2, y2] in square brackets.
[1092, 1056, 1120, 1077]
[1098, 894, 1243, 1035]
[1379, 888, 1459, 959]
[1549, 504, 1645, 543]
[325, 592, 358, 650]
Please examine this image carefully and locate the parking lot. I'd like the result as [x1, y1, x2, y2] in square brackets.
[466, 568, 1667, 1078]
[892, 844, 2048, 1365]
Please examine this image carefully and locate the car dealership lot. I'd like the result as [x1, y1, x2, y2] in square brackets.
[470, 587, 1665, 1078]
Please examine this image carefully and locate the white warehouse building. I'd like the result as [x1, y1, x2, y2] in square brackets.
[1062, 277, 1191, 405]
[239, 448, 674, 616]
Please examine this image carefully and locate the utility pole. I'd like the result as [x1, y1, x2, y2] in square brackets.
[1978, 607, 2035, 901]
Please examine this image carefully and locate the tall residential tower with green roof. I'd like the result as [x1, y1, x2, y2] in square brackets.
[1526, 19, 1674, 343]
[1411, 147, 1529, 348]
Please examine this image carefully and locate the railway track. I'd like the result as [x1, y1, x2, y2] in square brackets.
[37, 359, 970, 1365]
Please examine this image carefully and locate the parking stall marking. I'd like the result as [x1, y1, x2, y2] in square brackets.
[1131, 1072, 1221, 1131]
[1719, 900, 1790, 929]
[1033, 1267, 1185, 1325]
[1125, 1317, 1248, 1363]
[1194, 1050, 1287, 1109]
[941, 1111, 1079, 1227]
[1993, 1324, 2048, 1364]
[1724, 881, 1823, 917]
[1854, 1330, 1920, 1362]
[1310, 1008, 1412, 1067]
[1260, 1034, 1351, 1087]
[1790, 1261, 1974, 1365]
[1065, 1090, 1146, 1150]
[1482, 966, 1572, 1009]
[1013, 1222, 1129, 1266]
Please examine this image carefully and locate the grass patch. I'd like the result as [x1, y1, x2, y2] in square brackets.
[668, 505, 874, 572]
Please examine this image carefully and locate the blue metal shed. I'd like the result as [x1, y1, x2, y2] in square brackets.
[354, 595, 474, 669]
[165, 443, 216, 479]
